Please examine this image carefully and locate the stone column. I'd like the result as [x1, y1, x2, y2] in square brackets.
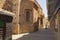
[12, 0, 21, 34]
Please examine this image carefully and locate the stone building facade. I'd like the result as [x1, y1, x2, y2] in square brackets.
[47, 0, 60, 40]
[0, 0, 21, 34]
[53, 6, 60, 40]
[47, 0, 57, 20]
[47, 0, 57, 31]
[0, 9, 15, 40]
[43, 17, 49, 29]
[0, 0, 44, 34]
[13, 0, 44, 34]
[0, 0, 15, 40]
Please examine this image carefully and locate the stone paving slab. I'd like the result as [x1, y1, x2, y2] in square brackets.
[17, 29, 57, 40]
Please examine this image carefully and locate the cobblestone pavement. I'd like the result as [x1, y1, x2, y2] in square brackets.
[17, 29, 57, 40]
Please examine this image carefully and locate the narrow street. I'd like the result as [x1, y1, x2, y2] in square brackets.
[17, 29, 57, 40]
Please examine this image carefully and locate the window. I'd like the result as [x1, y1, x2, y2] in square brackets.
[26, 11, 30, 22]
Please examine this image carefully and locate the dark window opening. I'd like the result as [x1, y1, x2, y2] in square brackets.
[26, 11, 30, 22]
[41, 18, 43, 24]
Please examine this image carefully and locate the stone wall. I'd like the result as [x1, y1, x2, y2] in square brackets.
[57, 9, 60, 40]
[49, 8, 60, 40]
[19, 0, 34, 33]
[0, 0, 14, 40]
[0, 0, 6, 8]
[50, 18, 55, 32]
[0, 0, 43, 34]
[12, 0, 20, 34]
[5, 23, 12, 40]
[0, 28, 3, 40]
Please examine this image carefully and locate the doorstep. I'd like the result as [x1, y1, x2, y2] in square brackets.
[12, 33, 29, 40]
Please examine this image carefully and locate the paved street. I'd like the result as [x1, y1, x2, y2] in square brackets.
[17, 29, 57, 40]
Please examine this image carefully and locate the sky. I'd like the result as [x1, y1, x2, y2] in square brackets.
[37, 0, 47, 17]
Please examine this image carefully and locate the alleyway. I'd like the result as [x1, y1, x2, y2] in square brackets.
[17, 29, 57, 40]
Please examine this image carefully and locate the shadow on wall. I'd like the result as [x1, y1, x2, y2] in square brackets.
[33, 22, 38, 32]
[33, 17, 40, 32]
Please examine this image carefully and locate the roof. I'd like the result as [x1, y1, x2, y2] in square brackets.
[54, 0, 60, 12]
[0, 9, 15, 17]
[50, 0, 60, 22]
[55, 0, 60, 8]
[34, 0, 42, 10]
[51, 0, 60, 17]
